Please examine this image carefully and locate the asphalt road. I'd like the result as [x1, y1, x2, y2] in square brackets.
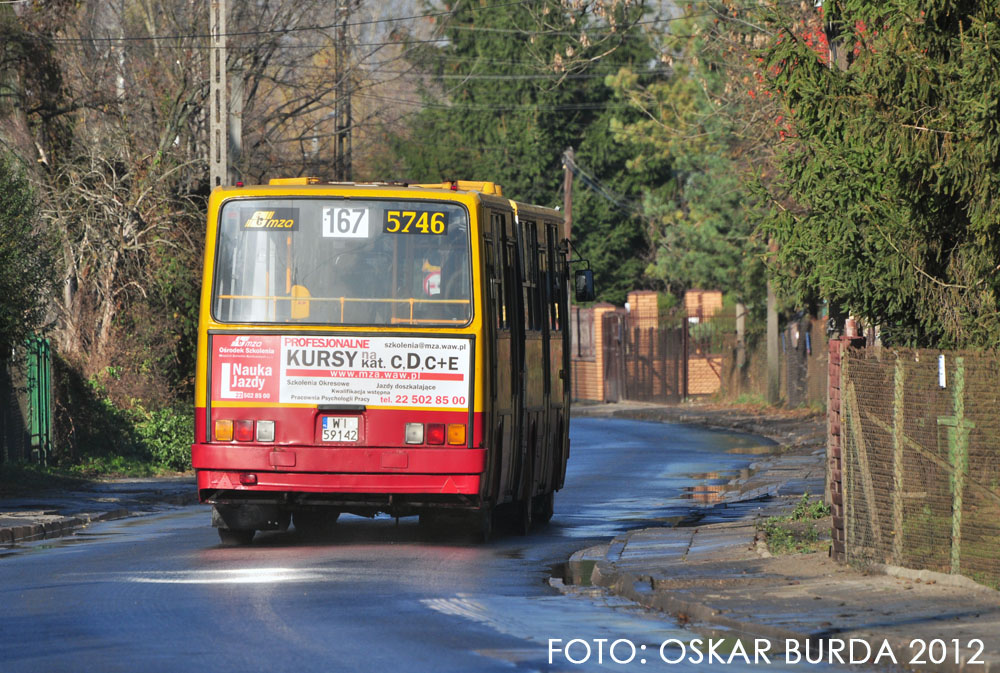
[0, 418, 850, 673]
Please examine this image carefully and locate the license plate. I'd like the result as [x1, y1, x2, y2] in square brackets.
[321, 416, 359, 442]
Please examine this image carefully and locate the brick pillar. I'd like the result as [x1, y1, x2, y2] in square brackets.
[828, 335, 864, 563]
[828, 337, 845, 561]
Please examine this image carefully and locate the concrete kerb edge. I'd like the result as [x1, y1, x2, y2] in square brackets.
[0, 489, 199, 546]
[583, 554, 994, 673]
[0, 510, 126, 545]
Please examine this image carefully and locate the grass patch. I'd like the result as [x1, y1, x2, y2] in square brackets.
[732, 393, 770, 408]
[759, 493, 832, 555]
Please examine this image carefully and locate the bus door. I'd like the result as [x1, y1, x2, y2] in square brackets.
[545, 221, 570, 490]
[519, 219, 545, 505]
[486, 209, 524, 503]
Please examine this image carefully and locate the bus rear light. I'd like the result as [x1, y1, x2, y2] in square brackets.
[239, 473, 258, 486]
[235, 419, 255, 442]
[256, 420, 275, 442]
[214, 419, 234, 441]
[405, 422, 424, 444]
[426, 423, 445, 445]
[447, 424, 466, 445]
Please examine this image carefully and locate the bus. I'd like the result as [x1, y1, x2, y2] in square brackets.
[191, 178, 594, 544]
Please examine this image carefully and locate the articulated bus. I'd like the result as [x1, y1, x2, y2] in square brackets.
[192, 178, 593, 544]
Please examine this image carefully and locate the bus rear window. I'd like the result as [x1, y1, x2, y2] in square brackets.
[212, 199, 472, 326]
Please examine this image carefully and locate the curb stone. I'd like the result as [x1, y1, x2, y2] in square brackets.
[0, 483, 198, 546]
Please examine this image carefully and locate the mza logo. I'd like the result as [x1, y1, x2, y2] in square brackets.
[230, 336, 263, 348]
[241, 207, 298, 230]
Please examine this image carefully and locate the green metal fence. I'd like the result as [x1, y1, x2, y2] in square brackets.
[0, 337, 52, 465]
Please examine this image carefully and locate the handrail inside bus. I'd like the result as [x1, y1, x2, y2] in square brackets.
[215, 294, 471, 325]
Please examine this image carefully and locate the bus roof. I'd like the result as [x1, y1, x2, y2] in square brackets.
[264, 178, 503, 196]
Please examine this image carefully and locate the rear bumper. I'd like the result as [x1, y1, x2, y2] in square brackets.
[196, 469, 481, 495]
[192, 443, 485, 497]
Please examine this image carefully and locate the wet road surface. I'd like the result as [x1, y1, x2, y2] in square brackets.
[1, 418, 866, 672]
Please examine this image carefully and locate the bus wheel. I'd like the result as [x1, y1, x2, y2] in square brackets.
[218, 528, 255, 546]
[514, 498, 532, 536]
[474, 508, 493, 543]
[532, 491, 554, 524]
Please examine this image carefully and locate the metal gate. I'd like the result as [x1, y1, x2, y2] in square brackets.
[619, 323, 687, 403]
[0, 337, 51, 465]
[602, 312, 625, 402]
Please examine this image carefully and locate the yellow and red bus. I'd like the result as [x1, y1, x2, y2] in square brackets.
[192, 178, 593, 544]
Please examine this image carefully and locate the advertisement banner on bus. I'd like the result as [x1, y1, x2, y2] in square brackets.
[211, 334, 470, 409]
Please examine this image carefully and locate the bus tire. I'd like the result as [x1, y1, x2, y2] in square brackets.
[474, 507, 493, 543]
[218, 528, 255, 546]
[514, 498, 532, 536]
[532, 491, 554, 524]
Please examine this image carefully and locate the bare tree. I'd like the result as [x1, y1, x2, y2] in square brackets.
[0, 0, 420, 402]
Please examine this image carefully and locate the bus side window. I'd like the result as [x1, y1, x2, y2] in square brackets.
[502, 222, 517, 331]
[492, 213, 509, 330]
[521, 220, 542, 332]
[483, 237, 499, 330]
[538, 245, 548, 333]
[546, 223, 562, 332]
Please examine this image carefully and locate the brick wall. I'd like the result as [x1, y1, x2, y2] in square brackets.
[627, 290, 658, 329]
[688, 356, 723, 395]
[571, 303, 617, 402]
[684, 289, 723, 319]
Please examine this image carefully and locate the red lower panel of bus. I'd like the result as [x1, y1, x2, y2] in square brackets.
[196, 469, 481, 495]
[192, 406, 485, 498]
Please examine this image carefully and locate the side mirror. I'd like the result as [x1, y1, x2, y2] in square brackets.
[574, 269, 595, 303]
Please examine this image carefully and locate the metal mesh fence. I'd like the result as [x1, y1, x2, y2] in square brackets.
[843, 349, 1000, 589]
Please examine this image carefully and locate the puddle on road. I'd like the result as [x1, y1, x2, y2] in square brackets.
[550, 559, 598, 587]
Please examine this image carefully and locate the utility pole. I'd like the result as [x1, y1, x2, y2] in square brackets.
[334, 1, 352, 181]
[767, 278, 780, 405]
[209, 0, 227, 189]
[229, 58, 243, 185]
[562, 147, 574, 257]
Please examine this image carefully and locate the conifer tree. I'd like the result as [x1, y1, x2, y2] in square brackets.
[756, 1, 1000, 347]
[394, 0, 668, 304]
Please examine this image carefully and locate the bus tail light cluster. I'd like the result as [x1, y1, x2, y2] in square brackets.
[214, 419, 275, 442]
[404, 422, 466, 446]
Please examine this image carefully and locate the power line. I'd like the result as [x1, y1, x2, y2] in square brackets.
[352, 91, 636, 112]
[287, 62, 669, 80]
[31, 0, 804, 46]
[38, 0, 536, 44]
[564, 152, 647, 218]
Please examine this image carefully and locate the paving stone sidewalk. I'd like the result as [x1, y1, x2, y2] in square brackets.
[565, 402, 1000, 672]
